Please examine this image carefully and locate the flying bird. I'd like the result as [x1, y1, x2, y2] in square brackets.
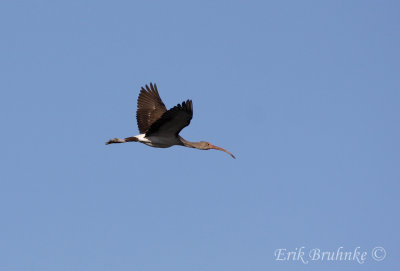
[106, 83, 235, 158]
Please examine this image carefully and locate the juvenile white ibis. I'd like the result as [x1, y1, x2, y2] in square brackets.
[106, 83, 235, 158]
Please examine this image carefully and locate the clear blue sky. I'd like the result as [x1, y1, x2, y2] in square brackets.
[1, 1, 399, 270]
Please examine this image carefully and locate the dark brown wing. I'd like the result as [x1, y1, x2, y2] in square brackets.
[136, 83, 167, 133]
[145, 100, 193, 137]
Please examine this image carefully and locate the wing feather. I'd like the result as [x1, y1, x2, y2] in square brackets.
[145, 100, 193, 137]
[136, 83, 167, 133]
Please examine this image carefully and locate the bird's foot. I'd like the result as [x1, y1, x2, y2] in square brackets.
[105, 138, 126, 145]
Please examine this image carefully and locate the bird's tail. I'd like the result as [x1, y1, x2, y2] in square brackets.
[125, 137, 138, 142]
[105, 137, 138, 145]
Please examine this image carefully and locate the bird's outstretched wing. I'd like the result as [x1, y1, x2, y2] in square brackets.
[146, 100, 193, 137]
[136, 83, 167, 134]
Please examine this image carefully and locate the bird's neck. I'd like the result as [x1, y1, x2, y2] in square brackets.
[178, 136, 199, 148]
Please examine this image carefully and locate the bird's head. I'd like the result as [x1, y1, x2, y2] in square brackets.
[198, 141, 236, 159]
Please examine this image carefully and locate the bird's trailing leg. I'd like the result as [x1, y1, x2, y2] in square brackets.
[105, 138, 126, 145]
[105, 136, 138, 145]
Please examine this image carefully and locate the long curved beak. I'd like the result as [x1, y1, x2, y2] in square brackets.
[210, 144, 236, 159]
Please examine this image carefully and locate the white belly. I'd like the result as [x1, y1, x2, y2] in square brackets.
[134, 134, 180, 148]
